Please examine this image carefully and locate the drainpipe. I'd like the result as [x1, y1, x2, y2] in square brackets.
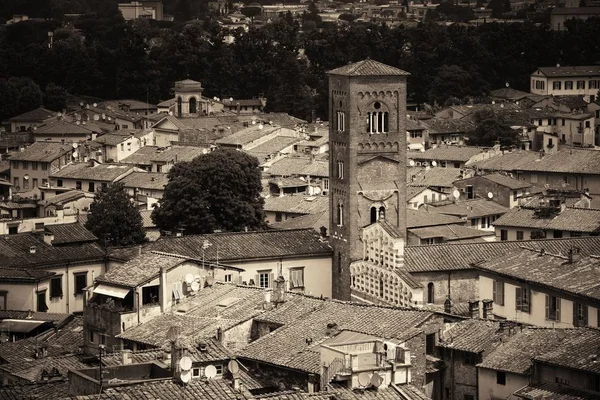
[66, 263, 70, 314]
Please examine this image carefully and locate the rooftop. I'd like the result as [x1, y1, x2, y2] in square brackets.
[267, 156, 328, 178]
[327, 59, 410, 77]
[263, 195, 328, 215]
[402, 236, 600, 272]
[408, 225, 494, 241]
[8, 107, 56, 122]
[408, 167, 463, 188]
[40, 190, 90, 206]
[51, 162, 135, 182]
[45, 222, 98, 245]
[149, 228, 331, 262]
[34, 119, 98, 136]
[513, 381, 600, 400]
[9, 142, 73, 162]
[535, 64, 600, 76]
[476, 173, 532, 190]
[420, 119, 475, 134]
[534, 328, 600, 374]
[475, 248, 600, 301]
[93, 132, 135, 146]
[117, 171, 169, 190]
[270, 210, 329, 232]
[493, 206, 600, 233]
[245, 136, 301, 161]
[410, 146, 486, 163]
[428, 198, 509, 219]
[469, 150, 540, 172]
[216, 125, 282, 146]
[406, 208, 465, 228]
[437, 319, 510, 354]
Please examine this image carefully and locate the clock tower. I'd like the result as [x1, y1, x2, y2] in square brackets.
[327, 60, 409, 300]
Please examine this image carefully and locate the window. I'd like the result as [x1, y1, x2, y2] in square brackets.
[515, 287, 530, 313]
[35, 222, 44, 231]
[545, 294, 560, 321]
[553, 81, 561, 90]
[464, 395, 475, 400]
[565, 81, 573, 90]
[500, 230, 508, 241]
[337, 161, 344, 179]
[275, 212, 282, 222]
[466, 185, 474, 199]
[481, 217, 490, 229]
[573, 303, 588, 327]
[590, 80, 599, 90]
[12, 161, 18, 170]
[496, 371, 506, 385]
[76, 181, 82, 190]
[530, 174, 538, 183]
[74, 272, 87, 295]
[215, 364, 223, 375]
[585, 120, 591, 128]
[23, 178, 29, 189]
[425, 333, 435, 355]
[553, 230, 563, 239]
[13, 177, 19, 188]
[89, 330, 94, 343]
[121, 143, 124, 151]
[258, 270, 272, 288]
[57, 179, 63, 187]
[493, 280, 504, 306]
[41, 162, 48, 171]
[427, 282, 434, 304]
[289, 268, 305, 289]
[32, 162, 38, 170]
[37, 290, 48, 312]
[88, 182, 95, 192]
[323, 179, 329, 191]
[127, 142, 131, 151]
[516, 231, 524, 240]
[336, 111, 345, 132]
[142, 285, 159, 305]
[337, 203, 344, 226]
[172, 281, 183, 300]
[562, 119, 565, 126]
[192, 368, 201, 377]
[577, 80, 585, 90]
[22, 161, 28, 170]
[471, 218, 477, 227]
[50, 277, 63, 298]
[410, 131, 423, 138]
[367, 108, 389, 134]
[32, 178, 38, 188]
[224, 274, 232, 283]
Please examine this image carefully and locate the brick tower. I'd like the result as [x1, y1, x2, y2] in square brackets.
[327, 60, 409, 300]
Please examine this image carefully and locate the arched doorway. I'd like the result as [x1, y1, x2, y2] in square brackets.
[189, 97, 197, 114]
[177, 97, 182, 117]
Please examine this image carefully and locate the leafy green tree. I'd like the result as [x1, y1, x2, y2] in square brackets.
[427, 65, 490, 105]
[152, 149, 265, 234]
[44, 83, 68, 111]
[85, 182, 146, 246]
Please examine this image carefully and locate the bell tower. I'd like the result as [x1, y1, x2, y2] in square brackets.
[327, 60, 409, 300]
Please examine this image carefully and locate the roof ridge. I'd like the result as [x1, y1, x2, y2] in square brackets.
[158, 227, 316, 240]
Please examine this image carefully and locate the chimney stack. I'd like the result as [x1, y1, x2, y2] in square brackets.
[216, 327, 223, 342]
[44, 232, 54, 246]
[468, 300, 480, 319]
[121, 349, 132, 365]
[444, 296, 452, 314]
[482, 299, 494, 319]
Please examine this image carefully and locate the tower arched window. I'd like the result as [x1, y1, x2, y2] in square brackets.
[189, 97, 197, 114]
[370, 207, 378, 224]
[427, 282, 435, 304]
[337, 203, 344, 226]
[379, 206, 386, 220]
[379, 277, 384, 297]
[177, 97, 182, 117]
[367, 102, 389, 134]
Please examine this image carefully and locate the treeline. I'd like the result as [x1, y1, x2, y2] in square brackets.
[1, 12, 599, 122]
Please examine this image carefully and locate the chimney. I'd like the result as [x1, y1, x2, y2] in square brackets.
[568, 247, 581, 264]
[216, 327, 223, 342]
[580, 188, 591, 209]
[26, 309, 33, 319]
[236, 102, 240, 115]
[468, 300, 480, 319]
[44, 232, 54, 246]
[482, 299, 494, 319]
[273, 276, 286, 304]
[325, 322, 339, 336]
[263, 289, 272, 310]
[319, 226, 327, 240]
[444, 296, 452, 314]
[121, 349, 132, 365]
[29, 245, 37, 254]
[159, 267, 168, 312]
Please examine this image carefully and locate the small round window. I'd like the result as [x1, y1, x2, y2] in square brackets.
[373, 102, 381, 109]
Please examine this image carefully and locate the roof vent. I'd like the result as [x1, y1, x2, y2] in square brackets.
[29, 246, 37, 254]
[198, 343, 208, 352]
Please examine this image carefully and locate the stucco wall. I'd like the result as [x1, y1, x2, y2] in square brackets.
[478, 368, 528, 400]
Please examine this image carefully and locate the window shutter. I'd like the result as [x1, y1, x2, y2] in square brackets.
[493, 281, 497, 304]
[545, 295, 549, 319]
[499, 282, 504, 306]
[573, 302, 578, 326]
[298, 269, 304, 287]
[583, 305, 588, 326]
[523, 289, 530, 313]
[269, 273, 274, 288]
[515, 287, 522, 310]
[237, 275, 243, 285]
[254, 274, 259, 287]
[556, 298, 561, 321]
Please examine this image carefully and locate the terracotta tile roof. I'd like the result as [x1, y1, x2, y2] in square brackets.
[327, 59, 410, 77]
[0, 267, 55, 282]
[149, 229, 332, 262]
[270, 211, 328, 232]
[478, 327, 583, 374]
[51, 162, 135, 182]
[407, 168, 462, 188]
[406, 209, 465, 228]
[0, 381, 69, 400]
[246, 136, 302, 161]
[477, 247, 600, 300]
[101, 99, 157, 111]
[0, 233, 104, 268]
[437, 319, 511, 354]
[535, 64, 600, 76]
[402, 236, 600, 272]
[152, 145, 207, 163]
[45, 223, 97, 245]
[478, 173, 532, 190]
[264, 195, 328, 214]
[513, 381, 599, 400]
[489, 87, 533, 101]
[93, 132, 133, 146]
[240, 301, 432, 374]
[534, 328, 600, 374]
[96, 252, 190, 287]
[120, 145, 159, 165]
[8, 107, 56, 122]
[217, 125, 281, 146]
[41, 190, 89, 206]
[410, 146, 486, 163]
[493, 206, 600, 233]
[0, 354, 94, 382]
[267, 156, 328, 178]
[222, 98, 265, 107]
[470, 151, 540, 172]
[9, 142, 73, 162]
[34, 119, 96, 135]
[408, 225, 494, 241]
[429, 199, 509, 219]
[0, 311, 71, 325]
[269, 177, 310, 189]
[420, 119, 474, 134]
[117, 171, 168, 190]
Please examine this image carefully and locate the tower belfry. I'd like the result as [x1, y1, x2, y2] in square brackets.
[327, 60, 409, 300]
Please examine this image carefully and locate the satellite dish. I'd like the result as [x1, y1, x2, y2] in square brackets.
[72, 152, 79, 159]
[57, 112, 62, 117]
[179, 356, 193, 371]
[76, 121, 80, 125]
[431, 160, 437, 167]
[191, 281, 200, 292]
[370, 372, 383, 387]
[107, 117, 112, 121]
[93, 115, 100, 121]
[251, 120, 256, 125]
[258, 124, 264, 130]
[169, 111, 173, 116]
[487, 192, 494, 199]
[505, 82, 509, 88]
[72, 142, 79, 149]
[93, 103, 97, 107]
[229, 97, 233, 102]
[205, 365, 217, 379]
[452, 189, 460, 200]
[23, 174, 29, 180]
[228, 360, 240, 374]
[202, 149, 208, 154]
[491, 101, 495, 105]
[206, 276, 214, 286]
[358, 372, 370, 387]
[409, 160, 415, 167]
[180, 369, 192, 383]
[101, 113, 106, 120]
[185, 274, 194, 284]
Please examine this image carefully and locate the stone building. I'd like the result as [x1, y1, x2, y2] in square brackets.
[327, 59, 409, 300]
